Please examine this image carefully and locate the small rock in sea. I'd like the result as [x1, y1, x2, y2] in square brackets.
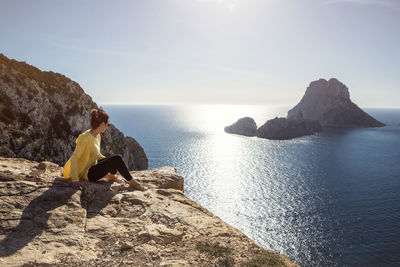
[224, 117, 257, 137]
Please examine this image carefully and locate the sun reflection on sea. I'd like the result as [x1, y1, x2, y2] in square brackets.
[178, 104, 288, 134]
[176, 104, 289, 222]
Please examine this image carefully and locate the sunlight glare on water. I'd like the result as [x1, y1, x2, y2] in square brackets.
[104, 104, 400, 266]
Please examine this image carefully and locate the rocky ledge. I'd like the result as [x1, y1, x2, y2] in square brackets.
[0, 157, 298, 267]
[256, 117, 322, 140]
[224, 117, 257, 137]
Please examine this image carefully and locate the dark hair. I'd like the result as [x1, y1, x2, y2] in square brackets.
[90, 109, 109, 129]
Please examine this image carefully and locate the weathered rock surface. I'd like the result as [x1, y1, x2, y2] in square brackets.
[0, 53, 147, 170]
[287, 78, 385, 128]
[224, 117, 257, 137]
[0, 157, 298, 267]
[256, 117, 323, 140]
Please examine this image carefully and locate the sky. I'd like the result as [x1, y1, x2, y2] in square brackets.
[0, 0, 399, 107]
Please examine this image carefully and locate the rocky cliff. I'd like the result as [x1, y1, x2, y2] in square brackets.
[0, 157, 298, 266]
[0, 53, 147, 170]
[287, 78, 385, 128]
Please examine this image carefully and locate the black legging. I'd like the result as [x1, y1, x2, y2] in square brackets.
[88, 155, 133, 182]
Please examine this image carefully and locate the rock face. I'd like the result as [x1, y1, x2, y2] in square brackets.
[0, 157, 298, 266]
[287, 78, 385, 128]
[224, 117, 257, 137]
[0, 54, 147, 170]
[256, 117, 323, 140]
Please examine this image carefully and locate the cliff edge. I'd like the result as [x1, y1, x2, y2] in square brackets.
[0, 157, 298, 266]
[0, 53, 147, 170]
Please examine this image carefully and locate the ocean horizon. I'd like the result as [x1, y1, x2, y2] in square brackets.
[102, 104, 400, 266]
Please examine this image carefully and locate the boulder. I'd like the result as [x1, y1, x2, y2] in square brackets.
[256, 117, 323, 140]
[287, 78, 385, 128]
[224, 117, 257, 136]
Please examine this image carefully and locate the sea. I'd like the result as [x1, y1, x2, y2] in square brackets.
[102, 104, 400, 267]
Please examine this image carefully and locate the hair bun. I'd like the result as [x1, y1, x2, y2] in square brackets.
[90, 109, 98, 118]
[90, 108, 109, 129]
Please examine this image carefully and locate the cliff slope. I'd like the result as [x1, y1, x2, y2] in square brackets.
[0, 157, 298, 266]
[287, 78, 384, 127]
[0, 53, 147, 170]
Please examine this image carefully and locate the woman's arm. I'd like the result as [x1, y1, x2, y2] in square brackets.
[97, 134, 106, 160]
[70, 135, 89, 182]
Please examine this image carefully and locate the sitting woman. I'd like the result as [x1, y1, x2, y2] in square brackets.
[63, 108, 146, 191]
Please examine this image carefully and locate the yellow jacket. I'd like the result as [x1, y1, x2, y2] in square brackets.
[63, 130, 105, 182]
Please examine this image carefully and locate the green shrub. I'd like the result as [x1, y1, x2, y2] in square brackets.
[0, 53, 71, 95]
[0, 107, 16, 123]
[1, 73, 13, 84]
[17, 112, 32, 128]
[244, 251, 286, 267]
[216, 256, 235, 267]
[66, 104, 79, 116]
[49, 113, 71, 138]
[196, 241, 232, 257]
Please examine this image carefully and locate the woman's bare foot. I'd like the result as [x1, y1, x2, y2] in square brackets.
[128, 179, 148, 191]
[106, 173, 123, 184]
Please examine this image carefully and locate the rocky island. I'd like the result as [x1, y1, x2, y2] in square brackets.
[224, 117, 257, 137]
[287, 78, 385, 128]
[225, 78, 384, 140]
[256, 117, 322, 140]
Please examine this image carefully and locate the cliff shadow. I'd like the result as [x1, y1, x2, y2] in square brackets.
[0, 178, 113, 257]
[79, 180, 118, 219]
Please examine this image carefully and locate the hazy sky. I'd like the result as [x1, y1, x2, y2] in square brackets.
[1, 0, 399, 107]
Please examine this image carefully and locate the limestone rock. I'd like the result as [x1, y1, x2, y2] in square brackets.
[256, 117, 323, 140]
[224, 117, 257, 137]
[139, 223, 184, 244]
[0, 53, 148, 170]
[159, 259, 190, 267]
[132, 166, 184, 191]
[287, 78, 385, 128]
[0, 156, 298, 267]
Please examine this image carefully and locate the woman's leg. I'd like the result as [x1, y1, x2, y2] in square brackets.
[87, 155, 133, 182]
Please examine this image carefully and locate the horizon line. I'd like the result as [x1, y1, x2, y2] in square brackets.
[98, 102, 400, 109]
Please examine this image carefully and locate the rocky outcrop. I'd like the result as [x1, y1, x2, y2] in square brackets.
[224, 117, 257, 137]
[226, 79, 383, 140]
[0, 53, 147, 170]
[287, 78, 385, 128]
[0, 157, 298, 266]
[256, 117, 322, 140]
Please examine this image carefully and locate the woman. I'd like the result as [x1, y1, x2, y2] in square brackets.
[63, 109, 146, 191]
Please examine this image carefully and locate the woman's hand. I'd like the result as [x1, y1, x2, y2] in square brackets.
[71, 181, 82, 190]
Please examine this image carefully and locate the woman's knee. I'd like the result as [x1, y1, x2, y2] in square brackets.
[109, 155, 123, 161]
[108, 155, 124, 165]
